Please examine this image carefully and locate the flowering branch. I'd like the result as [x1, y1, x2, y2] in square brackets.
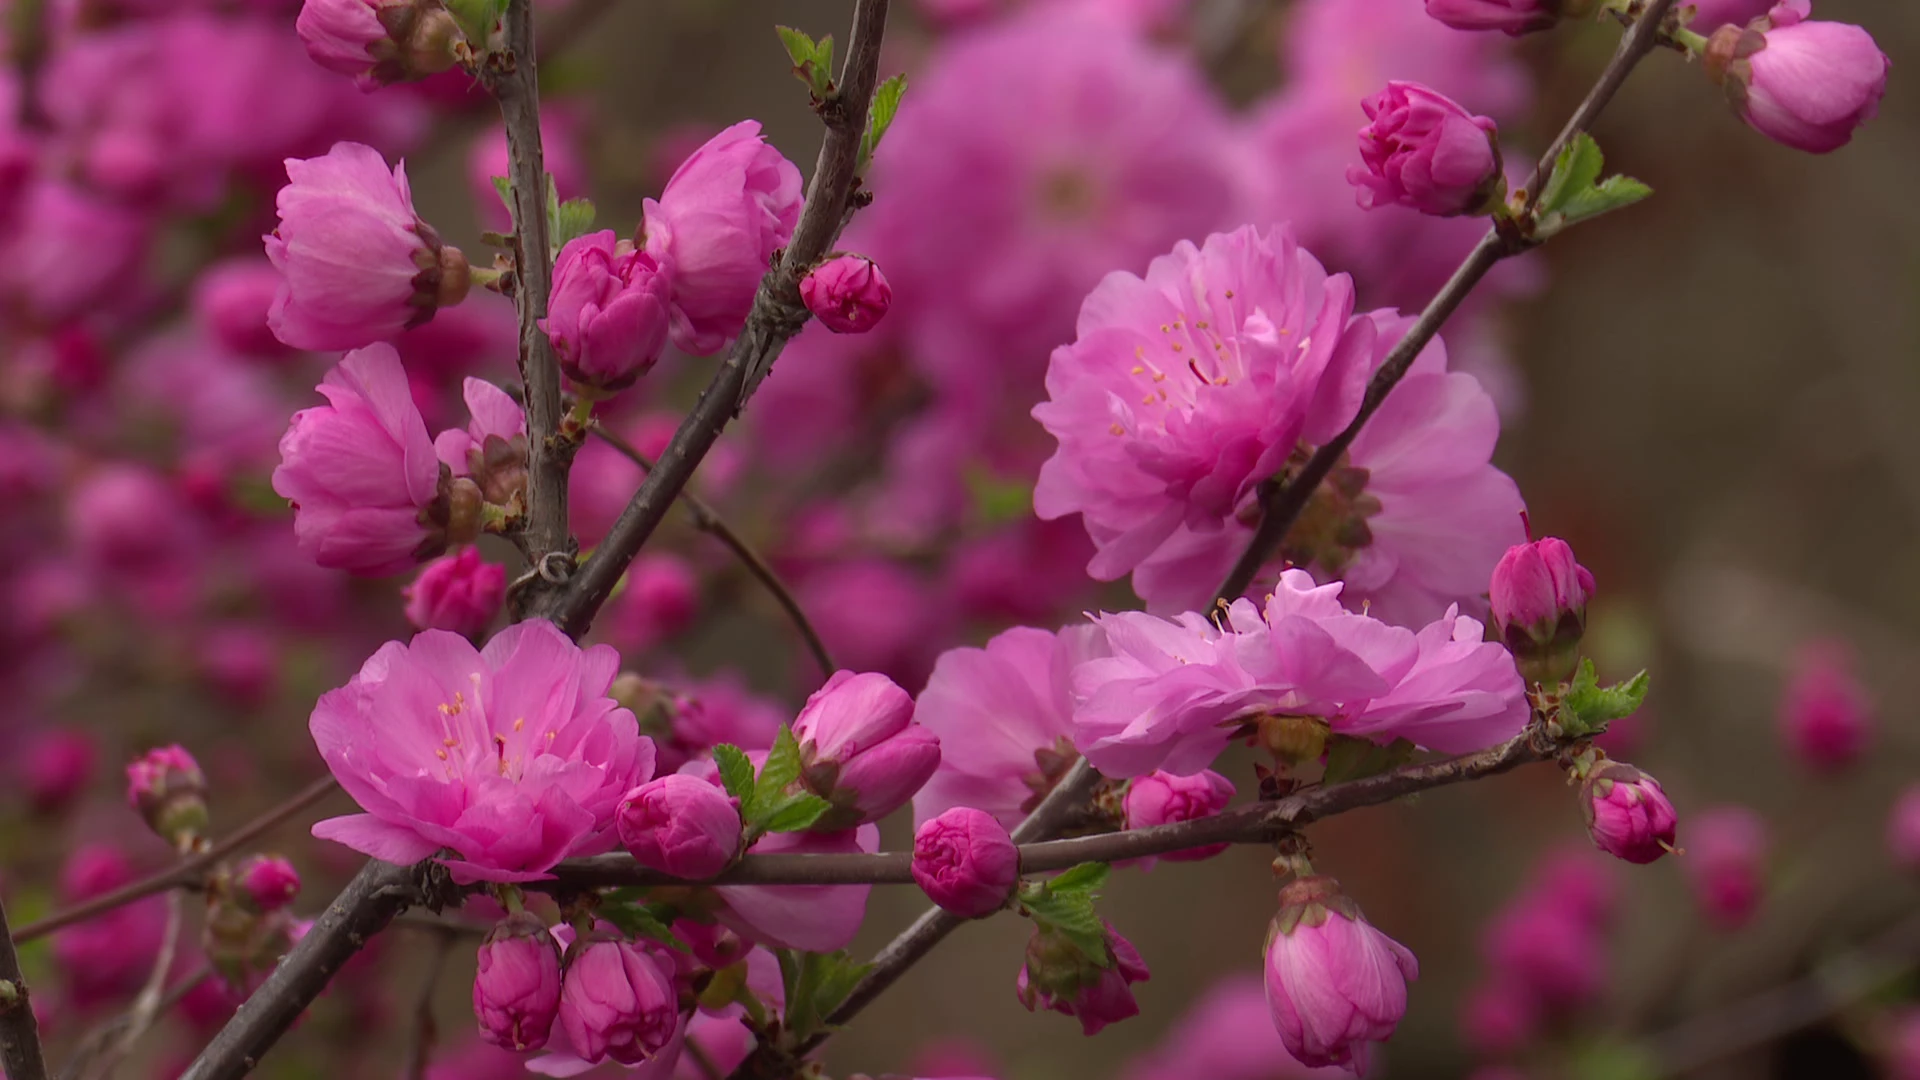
[1214, 0, 1681, 605]
[535, 0, 892, 638]
[589, 425, 836, 678]
[0, 896, 51, 1080]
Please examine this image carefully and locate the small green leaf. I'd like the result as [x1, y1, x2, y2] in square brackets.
[1538, 133, 1605, 216]
[750, 727, 806, 818]
[965, 467, 1032, 527]
[1321, 736, 1416, 785]
[713, 744, 756, 803]
[859, 73, 909, 171]
[1553, 175, 1653, 227]
[551, 197, 596, 253]
[1533, 133, 1653, 239]
[774, 26, 835, 98]
[760, 792, 834, 833]
[1017, 864, 1112, 962]
[1042, 862, 1109, 898]
[778, 950, 871, 1044]
[1563, 659, 1650, 737]
[596, 891, 689, 951]
[445, 0, 506, 47]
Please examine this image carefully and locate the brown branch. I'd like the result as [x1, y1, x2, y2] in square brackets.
[15, 775, 340, 945]
[0, 895, 51, 1080]
[589, 425, 835, 678]
[533, 0, 892, 637]
[1212, 0, 1681, 604]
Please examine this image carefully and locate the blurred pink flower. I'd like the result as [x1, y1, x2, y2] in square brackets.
[1713, 2, 1889, 154]
[1779, 640, 1871, 772]
[1888, 784, 1920, 873]
[1120, 974, 1345, 1080]
[1683, 805, 1768, 930]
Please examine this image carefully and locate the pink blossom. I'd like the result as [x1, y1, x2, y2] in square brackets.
[194, 258, 296, 358]
[911, 807, 1020, 917]
[1779, 641, 1871, 772]
[404, 547, 506, 636]
[265, 141, 468, 351]
[1683, 805, 1768, 930]
[794, 558, 951, 690]
[233, 855, 302, 913]
[1349, 83, 1503, 217]
[1263, 877, 1417, 1073]
[1122, 770, 1234, 861]
[543, 231, 674, 393]
[557, 934, 678, 1065]
[1423, 0, 1561, 35]
[20, 728, 95, 814]
[1459, 979, 1537, 1057]
[1888, 1008, 1920, 1080]
[1581, 761, 1678, 864]
[433, 377, 528, 508]
[716, 824, 880, 951]
[800, 255, 892, 334]
[792, 670, 941, 826]
[1710, 2, 1889, 154]
[272, 344, 453, 577]
[616, 774, 742, 880]
[0, 178, 150, 324]
[1120, 974, 1345, 1080]
[1490, 534, 1593, 682]
[1887, 784, 1920, 873]
[309, 620, 653, 883]
[475, 912, 564, 1051]
[601, 554, 699, 655]
[1481, 905, 1604, 1009]
[296, 0, 461, 90]
[127, 744, 208, 846]
[53, 844, 167, 1010]
[641, 120, 803, 355]
[648, 674, 786, 774]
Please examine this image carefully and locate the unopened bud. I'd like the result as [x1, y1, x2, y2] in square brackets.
[126, 745, 208, 850]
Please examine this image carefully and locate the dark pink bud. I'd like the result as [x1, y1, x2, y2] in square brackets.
[1887, 784, 1920, 874]
[126, 745, 208, 848]
[474, 912, 563, 1052]
[1580, 761, 1677, 865]
[558, 934, 678, 1065]
[800, 255, 892, 334]
[671, 919, 748, 970]
[296, 0, 462, 92]
[1682, 805, 1767, 930]
[1348, 82, 1504, 217]
[1423, 0, 1572, 35]
[1779, 641, 1871, 772]
[1122, 769, 1235, 862]
[793, 670, 941, 826]
[1017, 922, 1149, 1036]
[404, 547, 506, 637]
[542, 231, 675, 394]
[1705, 1, 1888, 154]
[1489, 535, 1594, 684]
[1263, 876, 1418, 1072]
[21, 729, 96, 814]
[233, 855, 301, 913]
[911, 807, 1019, 918]
[616, 774, 742, 880]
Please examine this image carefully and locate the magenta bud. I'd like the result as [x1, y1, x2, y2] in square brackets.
[1016, 922, 1150, 1036]
[616, 774, 742, 880]
[1489, 535, 1594, 684]
[792, 670, 942, 827]
[542, 231, 675, 394]
[1682, 805, 1768, 931]
[1779, 642, 1872, 773]
[672, 919, 748, 970]
[1264, 876, 1419, 1073]
[474, 912, 563, 1052]
[1347, 81, 1504, 218]
[22, 729, 96, 815]
[800, 254, 892, 334]
[126, 745, 208, 849]
[404, 547, 506, 637]
[1423, 0, 1577, 35]
[296, 0, 462, 92]
[1706, 1, 1889, 154]
[1580, 761, 1677, 865]
[911, 807, 1019, 918]
[1122, 769, 1235, 862]
[233, 855, 301, 914]
[558, 934, 679, 1065]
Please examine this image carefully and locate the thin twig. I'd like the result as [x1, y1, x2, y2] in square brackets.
[405, 929, 457, 1080]
[590, 424, 835, 678]
[534, 0, 892, 636]
[0, 895, 51, 1080]
[1212, 0, 1681, 605]
[86, 890, 188, 1080]
[15, 775, 339, 945]
[61, 967, 213, 1080]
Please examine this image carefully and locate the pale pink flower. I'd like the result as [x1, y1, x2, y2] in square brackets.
[1264, 877, 1417, 1073]
[193, 258, 294, 358]
[1711, 1, 1889, 154]
[309, 620, 653, 883]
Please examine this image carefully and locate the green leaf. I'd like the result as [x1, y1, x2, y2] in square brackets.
[859, 73, 909, 171]
[1538, 133, 1604, 216]
[1533, 133, 1653, 239]
[1563, 659, 1650, 737]
[713, 744, 756, 803]
[774, 26, 835, 98]
[964, 467, 1032, 527]
[778, 950, 872, 1044]
[1553, 175, 1653, 227]
[760, 791, 834, 834]
[1321, 736, 1416, 785]
[596, 890, 689, 951]
[1042, 862, 1109, 898]
[551, 197, 596, 253]
[750, 727, 806, 817]
[1017, 864, 1111, 962]
[445, 0, 507, 47]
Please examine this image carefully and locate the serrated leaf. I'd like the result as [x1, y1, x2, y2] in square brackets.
[1042, 862, 1109, 898]
[773, 25, 835, 98]
[1022, 889, 1109, 962]
[1537, 133, 1605, 217]
[1553, 175, 1653, 228]
[778, 950, 871, 1043]
[713, 744, 755, 803]
[760, 791, 834, 834]
[1321, 736, 1416, 785]
[1563, 659, 1650, 737]
[774, 25, 818, 67]
[551, 197, 596, 253]
[858, 73, 908, 171]
[750, 726, 806, 820]
[596, 891, 689, 951]
[1533, 134, 1652, 239]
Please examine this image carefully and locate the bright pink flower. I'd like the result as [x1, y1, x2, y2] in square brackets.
[602, 554, 699, 655]
[309, 620, 653, 883]
[1018, 922, 1150, 1036]
[266, 141, 469, 351]
[1349, 83, 1503, 217]
[1779, 641, 1871, 772]
[1887, 784, 1920, 873]
[194, 258, 296, 358]
[1122, 769, 1234, 861]
[616, 774, 742, 880]
[1424, 0, 1560, 35]
[1709, 1, 1889, 154]
[543, 231, 674, 393]
[232, 855, 302, 913]
[800, 255, 892, 334]
[1683, 805, 1768, 930]
[911, 807, 1020, 918]
[557, 934, 678, 1065]
[641, 120, 803, 356]
[1690, 0, 1771, 28]
[792, 670, 942, 826]
[716, 824, 880, 951]
[296, 0, 461, 91]
[475, 912, 564, 1051]
[21, 729, 95, 814]
[1482, 905, 1603, 1009]
[1263, 877, 1417, 1074]
[1581, 761, 1678, 864]
[273, 344, 455, 577]
[405, 547, 506, 636]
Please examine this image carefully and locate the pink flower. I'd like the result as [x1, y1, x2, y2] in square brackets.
[792, 670, 942, 826]
[405, 547, 506, 636]
[1779, 641, 1871, 772]
[1122, 770, 1234, 861]
[1423, 0, 1561, 34]
[911, 807, 1020, 918]
[1349, 83, 1503, 217]
[1459, 980, 1538, 1057]
[1887, 784, 1920, 873]
[126, 744, 208, 847]
[1690, 0, 1772, 29]
[296, 0, 461, 91]
[1581, 761, 1677, 864]
[1708, 1, 1889, 154]
[1263, 877, 1417, 1073]
[800, 255, 892, 334]
[233, 855, 301, 913]
[1119, 974, 1344, 1080]
[543, 231, 674, 393]
[265, 141, 470, 351]
[434, 377, 529, 511]
[0, 178, 150, 325]
[641, 120, 803, 355]
[616, 774, 742, 880]
[1683, 805, 1768, 930]
[20, 729, 96, 814]
[1481, 905, 1604, 1009]
[194, 258, 296, 358]
[475, 912, 564, 1052]
[52, 844, 166, 1010]
[601, 553, 699, 655]
[1490, 534, 1593, 683]
[273, 344, 456, 577]
[1033, 226, 1376, 591]
[1018, 922, 1151, 1036]
[716, 824, 880, 951]
[309, 620, 653, 884]
[557, 934, 678, 1065]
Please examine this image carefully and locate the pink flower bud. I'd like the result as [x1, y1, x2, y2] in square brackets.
[1348, 82, 1504, 217]
[21, 729, 96, 814]
[1887, 784, 1920, 874]
[126, 745, 208, 848]
[1683, 805, 1767, 930]
[1423, 0, 1565, 35]
[296, 0, 462, 92]
[1490, 535, 1594, 684]
[616, 775, 742, 880]
[233, 855, 301, 913]
[1580, 761, 1677, 865]
[273, 344, 462, 577]
[1122, 770, 1235, 862]
[1706, 1, 1889, 154]
[265, 141, 469, 351]
[1779, 641, 1871, 772]
[603, 553, 699, 654]
[1482, 906, 1604, 1009]
[542, 231, 674, 394]
[193, 259, 295, 358]
[642, 120, 804, 356]
[1017, 922, 1150, 1036]
[557, 934, 678, 1065]
[474, 912, 563, 1052]
[800, 255, 892, 334]
[792, 670, 942, 826]
[404, 547, 505, 636]
[1263, 876, 1417, 1073]
[672, 919, 748, 970]
[911, 807, 1019, 918]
